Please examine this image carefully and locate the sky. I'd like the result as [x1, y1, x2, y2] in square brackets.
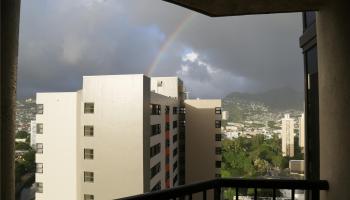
[18, 0, 304, 99]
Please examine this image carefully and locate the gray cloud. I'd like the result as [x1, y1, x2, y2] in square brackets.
[18, 0, 303, 99]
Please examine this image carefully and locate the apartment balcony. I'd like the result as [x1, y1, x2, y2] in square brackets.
[117, 178, 329, 200]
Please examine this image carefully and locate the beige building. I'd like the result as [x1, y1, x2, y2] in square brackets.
[281, 114, 295, 157]
[289, 160, 305, 175]
[34, 75, 221, 200]
[298, 113, 305, 153]
[184, 99, 222, 200]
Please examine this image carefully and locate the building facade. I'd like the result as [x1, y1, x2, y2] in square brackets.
[184, 99, 222, 200]
[281, 114, 295, 157]
[298, 113, 305, 153]
[34, 75, 221, 200]
[30, 120, 36, 147]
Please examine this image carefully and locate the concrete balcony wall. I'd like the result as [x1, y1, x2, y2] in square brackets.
[317, 1, 350, 200]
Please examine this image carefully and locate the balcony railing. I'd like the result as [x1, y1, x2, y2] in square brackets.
[117, 178, 328, 200]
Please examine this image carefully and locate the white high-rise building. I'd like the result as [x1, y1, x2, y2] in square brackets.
[299, 113, 305, 153]
[30, 120, 36, 147]
[34, 75, 221, 200]
[281, 114, 295, 157]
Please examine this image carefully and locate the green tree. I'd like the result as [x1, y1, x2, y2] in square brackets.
[16, 131, 29, 139]
[15, 142, 32, 151]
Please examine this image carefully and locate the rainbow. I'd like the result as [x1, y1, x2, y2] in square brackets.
[146, 12, 195, 76]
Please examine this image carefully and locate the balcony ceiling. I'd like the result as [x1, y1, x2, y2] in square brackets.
[163, 0, 323, 17]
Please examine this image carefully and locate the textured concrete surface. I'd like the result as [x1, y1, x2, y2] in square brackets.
[1, 1, 21, 200]
[317, 1, 350, 199]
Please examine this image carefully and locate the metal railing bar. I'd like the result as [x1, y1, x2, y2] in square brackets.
[202, 190, 207, 200]
[188, 193, 192, 200]
[116, 178, 329, 200]
[273, 188, 276, 200]
[291, 189, 295, 200]
[235, 187, 239, 200]
[254, 188, 257, 200]
[214, 187, 221, 200]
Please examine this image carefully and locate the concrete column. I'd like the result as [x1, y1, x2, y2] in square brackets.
[317, 1, 350, 199]
[1, 1, 21, 200]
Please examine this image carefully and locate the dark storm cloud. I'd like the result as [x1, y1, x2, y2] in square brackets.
[18, 0, 303, 99]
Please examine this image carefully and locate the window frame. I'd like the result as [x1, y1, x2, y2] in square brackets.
[151, 181, 161, 192]
[151, 124, 161, 136]
[215, 161, 221, 168]
[84, 171, 94, 182]
[36, 143, 43, 154]
[173, 148, 178, 157]
[173, 107, 178, 114]
[84, 194, 94, 200]
[84, 125, 94, 137]
[84, 148, 94, 160]
[173, 134, 178, 143]
[84, 102, 95, 114]
[36, 123, 43, 134]
[215, 134, 222, 141]
[37, 104, 44, 114]
[150, 143, 161, 158]
[215, 107, 222, 114]
[150, 162, 161, 179]
[173, 120, 178, 129]
[36, 163, 43, 173]
[215, 147, 222, 155]
[215, 120, 221, 128]
[36, 182, 43, 193]
[173, 161, 178, 172]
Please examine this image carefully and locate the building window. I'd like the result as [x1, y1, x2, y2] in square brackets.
[173, 120, 178, 129]
[173, 161, 178, 172]
[150, 162, 161, 178]
[173, 134, 178, 143]
[84, 103, 94, 114]
[84, 126, 94, 136]
[215, 134, 222, 141]
[151, 181, 161, 192]
[37, 104, 44, 114]
[166, 171, 170, 180]
[179, 120, 186, 127]
[215, 147, 222, 155]
[215, 120, 221, 128]
[151, 104, 161, 115]
[84, 194, 94, 200]
[151, 124, 161, 136]
[150, 143, 161, 158]
[36, 143, 43, 154]
[215, 161, 221, 168]
[84, 171, 94, 182]
[165, 106, 170, 114]
[36, 182, 43, 193]
[173, 174, 178, 185]
[36, 163, 43, 173]
[84, 149, 94, 160]
[165, 122, 170, 131]
[166, 156, 170, 164]
[166, 139, 170, 148]
[215, 107, 222, 114]
[173, 107, 178, 114]
[179, 107, 186, 114]
[36, 123, 43, 134]
[173, 148, 178, 157]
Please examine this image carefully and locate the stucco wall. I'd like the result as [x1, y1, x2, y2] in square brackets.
[317, 2, 350, 199]
[35, 92, 80, 200]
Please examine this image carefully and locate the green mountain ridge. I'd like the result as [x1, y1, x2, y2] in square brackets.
[223, 87, 304, 122]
